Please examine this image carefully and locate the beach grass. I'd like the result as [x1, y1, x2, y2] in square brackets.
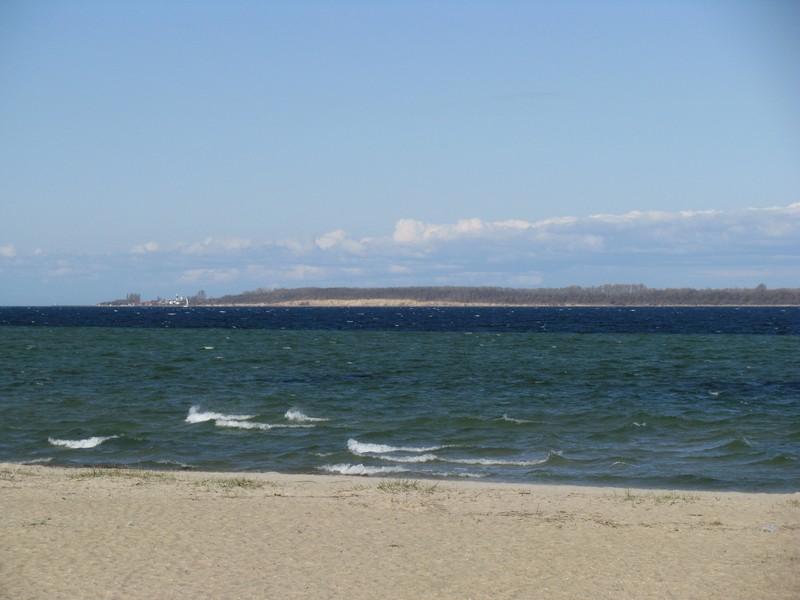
[23, 518, 51, 528]
[66, 468, 173, 483]
[193, 476, 270, 490]
[0, 466, 24, 481]
[603, 489, 700, 505]
[375, 479, 439, 495]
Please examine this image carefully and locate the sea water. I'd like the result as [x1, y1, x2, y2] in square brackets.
[0, 306, 798, 491]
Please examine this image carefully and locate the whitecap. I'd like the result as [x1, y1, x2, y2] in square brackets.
[215, 419, 313, 431]
[185, 405, 254, 424]
[347, 438, 443, 455]
[441, 456, 550, 467]
[215, 418, 273, 430]
[501, 414, 534, 424]
[285, 408, 329, 423]
[48, 435, 118, 449]
[319, 463, 408, 476]
[374, 453, 439, 464]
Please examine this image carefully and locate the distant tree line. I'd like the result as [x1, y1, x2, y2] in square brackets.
[186, 284, 799, 306]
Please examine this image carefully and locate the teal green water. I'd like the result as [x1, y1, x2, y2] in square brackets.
[1, 326, 798, 490]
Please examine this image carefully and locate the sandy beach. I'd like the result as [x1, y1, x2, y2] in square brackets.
[2, 463, 798, 599]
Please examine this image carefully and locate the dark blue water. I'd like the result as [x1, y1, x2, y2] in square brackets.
[1, 306, 798, 491]
[2, 305, 798, 334]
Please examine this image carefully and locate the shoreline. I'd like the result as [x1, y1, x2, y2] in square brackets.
[3, 463, 798, 599]
[10, 460, 800, 495]
[98, 300, 799, 307]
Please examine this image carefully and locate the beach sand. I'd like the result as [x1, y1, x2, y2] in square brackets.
[2, 463, 798, 599]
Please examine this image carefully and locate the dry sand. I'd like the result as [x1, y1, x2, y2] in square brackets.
[2, 463, 798, 599]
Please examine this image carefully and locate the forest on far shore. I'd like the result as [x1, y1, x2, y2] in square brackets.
[114, 284, 800, 307]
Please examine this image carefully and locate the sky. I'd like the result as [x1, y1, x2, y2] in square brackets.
[1, 0, 798, 305]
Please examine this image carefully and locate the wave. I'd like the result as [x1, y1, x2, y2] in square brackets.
[319, 463, 408, 476]
[445, 455, 552, 467]
[215, 418, 313, 431]
[371, 453, 440, 464]
[688, 436, 755, 454]
[368, 453, 555, 467]
[215, 418, 274, 430]
[285, 408, 329, 423]
[347, 438, 560, 468]
[48, 435, 118, 449]
[347, 438, 444, 455]
[187, 406, 313, 431]
[500, 414, 534, 424]
[185, 405, 254, 424]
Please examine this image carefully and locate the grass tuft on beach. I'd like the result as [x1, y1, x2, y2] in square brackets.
[375, 479, 439, 495]
[67, 468, 173, 483]
[603, 489, 700, 505]
[194, 476, 269, 490]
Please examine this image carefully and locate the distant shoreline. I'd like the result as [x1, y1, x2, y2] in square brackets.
[99, 300, 799, 308]
[100, 285, 800, 308]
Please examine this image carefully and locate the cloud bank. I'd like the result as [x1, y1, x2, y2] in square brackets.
[1, 204, 798, 304]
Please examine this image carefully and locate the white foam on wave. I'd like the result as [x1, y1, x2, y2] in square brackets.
[375, 453, 439, 464]
[48, 435, 118, 449]
[444, 456, 549, 467]
[501, 414, 534, 424]
[185, 405, 254, 424]
[215, 418, 313, 431]
[186, 406, 314, 431]
[371, 454, 547, 467]
[319, 463, 408, 476]
[347, 438, 443, 455]
[285, 408, 329, 423]
[216, 418, 273, 430]
[347, 439, 550, 468]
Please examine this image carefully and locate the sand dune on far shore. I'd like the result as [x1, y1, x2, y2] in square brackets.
[2, 463, 798, 599]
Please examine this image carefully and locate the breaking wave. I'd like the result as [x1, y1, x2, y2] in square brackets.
[186, 406, 314, 430]
[285, 408, 329, 423]
[319, 463, 408, 476]
[347, 439, 444, 455]
[346, 438, 560, 467]
[48, 436, 118, 449]
[185, 406, 254, 424]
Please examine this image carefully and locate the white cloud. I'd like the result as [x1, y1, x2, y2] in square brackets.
[276, 238, 315, 254]
[179, 237, 252, 255]
[3, 203, 798, 304]
[286, 264, 327, 280]
[393, 219, 427, 243]
[131, 241, 160, 254]
[315, 230, 366, 253]
[588, 210, 679, 226]
[393, 217, 493, 243]
[387, 204, 799, 254]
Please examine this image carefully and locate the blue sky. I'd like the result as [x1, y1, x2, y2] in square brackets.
[1, 0, 798, 305]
